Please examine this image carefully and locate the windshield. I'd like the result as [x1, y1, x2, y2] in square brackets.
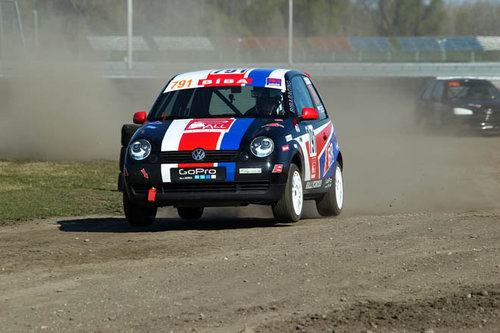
[446, 81, 500, 100]
[149, 86, 287, 121]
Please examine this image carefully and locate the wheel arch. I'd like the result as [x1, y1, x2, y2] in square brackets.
[291, 151, 303, 174]
[336, 151, 343, 170]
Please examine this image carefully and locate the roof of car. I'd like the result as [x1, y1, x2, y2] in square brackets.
[164, 68, 299, 93]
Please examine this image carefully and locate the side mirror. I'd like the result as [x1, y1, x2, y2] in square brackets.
[133, 111, 147, 124]
[301, 108, 319, 120]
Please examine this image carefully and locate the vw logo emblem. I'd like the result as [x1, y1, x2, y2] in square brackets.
[192, 148, 206, 161]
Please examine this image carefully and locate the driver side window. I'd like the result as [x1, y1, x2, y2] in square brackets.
[291, 76, 314, 117]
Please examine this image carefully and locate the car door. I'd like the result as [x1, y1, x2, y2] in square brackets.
[290, 75, 335, 185]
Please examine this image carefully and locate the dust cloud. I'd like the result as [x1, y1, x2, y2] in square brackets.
[0, 64, 160, 160]
[2, 72, 499, 217]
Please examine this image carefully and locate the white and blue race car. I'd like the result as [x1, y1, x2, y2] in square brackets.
[119, 68, 343, 226]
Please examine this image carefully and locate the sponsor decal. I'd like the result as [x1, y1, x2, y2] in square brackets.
[325, 143, 334, 174]
[266, 77, 282, 87]
[324, 177, 333, 189]
[239, 168, 262, 174]
[180, 168, 215, 176]
[281, 145, 290, 152]
[198, 77, 253, 87]
[310, 159, 318, 179]
[140, 168, 149, 179]
[285, 134, 292, 142]
[185, 118, 235, 132]
[274, 119, 283, 122]
[144, 125, 157, 129]
[272, 164, 283, 173]
[171, 167, 225, 181]
[305, 180, 323, 189]
[295, 125, 300, 133]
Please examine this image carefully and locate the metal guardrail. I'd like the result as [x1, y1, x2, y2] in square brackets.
[2, 61, 500, 79]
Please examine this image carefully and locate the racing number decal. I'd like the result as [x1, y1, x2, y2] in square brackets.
[306, 125, 317, 156]
[306, 125, 318, 180]
[211, 69, 248, 74]
[170, 79, 193, 90]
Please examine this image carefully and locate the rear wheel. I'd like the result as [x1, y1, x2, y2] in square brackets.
[272, 163, 303, 222]
[177, 207, 204, 220]
[316, 163, 343, 216]
[123, 192, 157, 227]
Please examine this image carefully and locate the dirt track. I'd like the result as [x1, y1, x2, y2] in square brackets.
[1, 77, 500, 332]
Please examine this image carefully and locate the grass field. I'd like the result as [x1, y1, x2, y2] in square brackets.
[0, 159, 122, 224]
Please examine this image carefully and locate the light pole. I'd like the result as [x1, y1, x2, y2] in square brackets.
[127, 0, 133, 69]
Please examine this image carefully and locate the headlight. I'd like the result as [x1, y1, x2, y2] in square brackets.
[250, 136, 274, 158]
[129, 139, 151, 160]
[453, 107, 473, 115]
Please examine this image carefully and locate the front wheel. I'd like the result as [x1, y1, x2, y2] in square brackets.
[123, 192, 157, 227]
[316, 163, 343, 216]
[272, 163, 303, 222]
[177, 207, 204, 220]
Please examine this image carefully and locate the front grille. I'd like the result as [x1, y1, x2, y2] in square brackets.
[160, 150, 239, 163]
[131, 181, 270, 194]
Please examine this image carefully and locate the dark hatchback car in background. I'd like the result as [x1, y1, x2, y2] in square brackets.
[415, 77, 500, 132]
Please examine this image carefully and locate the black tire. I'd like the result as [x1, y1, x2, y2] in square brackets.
[177, 207, 204, 220]
[316, 162, 343, 216]
[117, 173, 124, 192]
[123, 192, 157, 227]
[272, 163, 303, 222]
[121, 124, 141, 147]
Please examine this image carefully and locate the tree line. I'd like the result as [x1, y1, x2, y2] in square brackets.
[17, 0, 500, 38]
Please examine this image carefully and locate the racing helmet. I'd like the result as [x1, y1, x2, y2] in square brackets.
[252, 87, 282, 115]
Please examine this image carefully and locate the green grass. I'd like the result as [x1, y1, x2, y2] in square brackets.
[0, 159, 122, 225]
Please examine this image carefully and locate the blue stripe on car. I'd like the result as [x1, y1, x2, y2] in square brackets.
[247, 68, 275, 87]
[219, 162, 236, 181]
[220, 118, 254, 150]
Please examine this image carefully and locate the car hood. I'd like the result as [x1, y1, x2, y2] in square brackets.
[133, 117, 293, 152]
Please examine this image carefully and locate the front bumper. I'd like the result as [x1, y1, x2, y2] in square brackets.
[123, 161, 289, 207]
[452, 113, 500, 131]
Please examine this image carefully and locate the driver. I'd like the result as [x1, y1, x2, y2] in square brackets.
[251, 87, 283, 116]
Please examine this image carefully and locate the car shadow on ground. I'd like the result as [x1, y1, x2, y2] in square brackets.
[57, 216, 292, 233]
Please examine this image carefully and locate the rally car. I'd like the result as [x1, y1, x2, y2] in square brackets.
[415, 77, 500, 132]
[119, 68, 343, 226]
